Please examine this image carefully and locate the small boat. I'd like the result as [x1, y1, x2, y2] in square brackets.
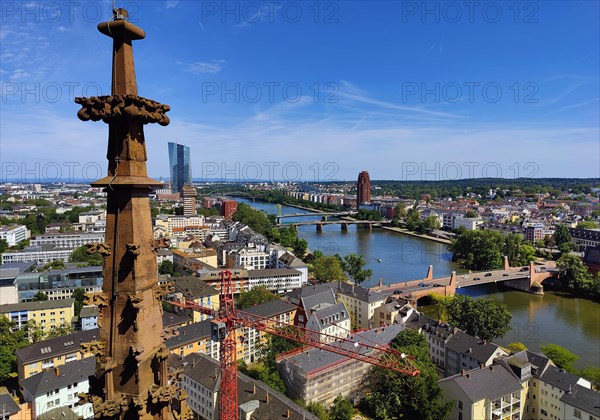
[377, 258, 382, 263]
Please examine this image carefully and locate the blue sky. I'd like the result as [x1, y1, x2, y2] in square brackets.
[1, 0, 599, 182]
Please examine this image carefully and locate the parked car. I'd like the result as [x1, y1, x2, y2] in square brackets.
[485, 273, 492, 277]
[393, 290, 403, 295]
[520, 267, 529, 272]
[433, 283, 443, 287]
[503, 273, 509, 277]
[473, 277, 481, 281]
[418, 282, 427, 287]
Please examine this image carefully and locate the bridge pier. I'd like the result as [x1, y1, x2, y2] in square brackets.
[321, 216, 328, 221]
[426, 265, 433, 281]
[360, 223, 372, 230]
[502, 261, 544, 295]
[341, 223, 349, 231]
[316, 223, 323, 232]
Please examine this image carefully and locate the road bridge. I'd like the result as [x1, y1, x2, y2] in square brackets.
[370, 258, 557, 305]
[275, 211, 357, 224]
[278, 220, 382, 231]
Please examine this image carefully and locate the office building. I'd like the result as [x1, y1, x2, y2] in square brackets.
[168, 142, 192, 194]
[182, 185, 197, 217]
[357, 171, 371, 205]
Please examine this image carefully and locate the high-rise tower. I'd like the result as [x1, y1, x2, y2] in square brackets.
[357, 171, 371, 206]
[168, 142, 192, 194]
[75, 8, 190, 419]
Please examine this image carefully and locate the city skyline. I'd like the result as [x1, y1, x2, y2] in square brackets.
[1, 1, 598, 182]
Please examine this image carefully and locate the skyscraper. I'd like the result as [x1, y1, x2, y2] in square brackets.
[181, 185, 197, 217]
[168, 142, 192, 194]
[357, 171, 371, 205]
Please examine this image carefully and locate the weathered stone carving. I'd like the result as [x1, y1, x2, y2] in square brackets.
[161, 327, 179, 341]
[126, 243, 141, 257]
[75, 94, 170, 126]
[149, 384, 178, 404]
[169, 368, 184, 383]
[154, 282, 175, 303]
[92, 392, 129, 418]
[81, 340, 106, 358]
[151, 237, 171, 252]
[131, 344, 145, 362]
[86, 242, 112, 256]
[84, 292, 109, 307]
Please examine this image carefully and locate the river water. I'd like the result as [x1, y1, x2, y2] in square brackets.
[237, 198, 600, 369]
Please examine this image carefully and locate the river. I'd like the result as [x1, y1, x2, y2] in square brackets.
[237, 198, 600, 369]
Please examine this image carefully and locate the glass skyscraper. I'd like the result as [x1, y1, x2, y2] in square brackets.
[168, 142, 192, 193]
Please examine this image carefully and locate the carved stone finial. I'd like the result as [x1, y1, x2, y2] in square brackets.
[151, 237, 171, 253]
[86, 242, 111, 256]
[75, 94, 170, 126]
[84, 292, 109, 307]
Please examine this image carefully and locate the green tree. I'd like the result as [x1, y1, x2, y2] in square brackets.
[236, 286, 278, 309]
[557, 254, 594, 295]
[395, 202, 407, 219]
[464, 210, 478, 218]
[292, 238, 308, 259]
[26, 319, 45, 343]
[342, 254, 373, 285]
[0, 238, 8, 254]
[553, 225, 572, 248]
[306, 402, 329, 420]
[0, 317, 29, 380]
[310, 255, 346, 283]
[158, 260, 174, 275]
[507, 342, 528, 353]
[577, 221, 599, 229]
[429, 293, 452, 323]
[446, 294, 512, 342]
[70, 245, 103, 266]
[449, 230, 505, 270]
[46, 323, 74, 338]
[72, 288, 86, 317]
[362, 329, 453, 420]
[540, 344, 579, 372]
[43, 259, 65, 271]
[32, 291, 48, 301]
[329, 395, 354, 420]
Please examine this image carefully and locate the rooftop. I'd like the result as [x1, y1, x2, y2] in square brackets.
[21, 357, 95, 397]
[560, 385, 600, 417]
[0, 298, 75, 313]
[16, 328, 99, 363]
[445, 331, 505, 363]
[239, 299, 297, 318]
[439, 363, 522, 402]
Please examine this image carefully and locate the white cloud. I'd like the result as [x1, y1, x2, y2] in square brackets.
[176, 60, 225, 74]
[166, 1, 179, 9]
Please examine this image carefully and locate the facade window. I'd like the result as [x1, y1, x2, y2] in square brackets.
[573, 409, 582, 419]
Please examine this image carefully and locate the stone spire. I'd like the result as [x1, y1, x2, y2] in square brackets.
[75, 8, 190, 419]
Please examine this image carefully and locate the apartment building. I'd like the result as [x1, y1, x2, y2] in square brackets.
[29, 232, 104, 249]
[334, 282, 389, 329]
[238, 299, 296, 363]
[169, 352, 318, 420]
[444, 331, 508, 377]
[79, 305, 98, 331]
[199, 268, 305, 295]
[0, 245, 73, 264]
[277, 324, 405, 405]
[170, 276, 220, 323]
[0, 224, 30, 246]
[305, 302, 351, 343]
[439, 362, 526, 420]
[21, 358, 95, 419]
[0, 299, 75, 334]
[164, 320, 221, 360]
[16, 329, 99, 380]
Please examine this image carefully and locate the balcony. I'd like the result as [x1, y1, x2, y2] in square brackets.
[41, 361, 55, 369]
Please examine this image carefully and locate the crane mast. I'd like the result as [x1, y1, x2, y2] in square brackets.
[171, 270, 420, 420]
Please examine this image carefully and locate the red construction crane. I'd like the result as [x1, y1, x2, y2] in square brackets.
[171, 270, 420, 420]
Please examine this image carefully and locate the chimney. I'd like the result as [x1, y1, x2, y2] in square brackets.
[466, 373, 470, 379]
[479, 363, 484, 369]
[285, 409, 291, 418]
[55, 367, 60, 377]
[265, 390, 270, 403]
[489, 366, 494, 372]
[460, 369, 465, 376]
[252, 382, 256, 395]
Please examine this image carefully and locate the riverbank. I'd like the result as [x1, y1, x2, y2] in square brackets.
[380, 226, 452, 244]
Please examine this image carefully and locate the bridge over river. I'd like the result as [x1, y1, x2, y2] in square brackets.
[277, 220, 382, 230]
[370, 258, 557, 304]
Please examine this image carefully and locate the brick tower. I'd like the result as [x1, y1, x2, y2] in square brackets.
[75, 8, 191, 419]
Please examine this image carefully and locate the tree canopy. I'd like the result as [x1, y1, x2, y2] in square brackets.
[446, 294, 512, 342]
[310, 254, 346, 283]
[70, 245, 103, 266]
[236, 286, 279, 309]
[341, 254, 373, 284]
[361, 329, 453, 420]
[540, 343, 579, 372]
[0, 317, 29, 381]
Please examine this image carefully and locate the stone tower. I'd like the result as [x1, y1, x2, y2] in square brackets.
[75, 8, 190, 419]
